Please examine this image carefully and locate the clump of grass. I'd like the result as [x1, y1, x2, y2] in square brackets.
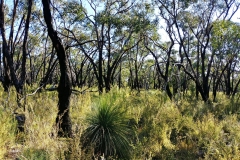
[0, 108, 17, 159]
[9, 91, 70, 159]
[20, 148, 50, 160]
[68, 92, 92, 159]
[81, 90, 133, 159]
[135, 99, 183, 159]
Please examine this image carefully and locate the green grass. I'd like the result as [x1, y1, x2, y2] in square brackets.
[0, 86, 240, 159]
[0, 107, 17, 159]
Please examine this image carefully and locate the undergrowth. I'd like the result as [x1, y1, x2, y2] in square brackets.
[0, 86, 239, 159]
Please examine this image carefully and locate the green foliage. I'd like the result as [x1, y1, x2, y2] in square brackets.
[62, 0, 86, 23]
[211, 20, 240, 55]
[20, 148, 50, 160]
[81, 90, 133, 159]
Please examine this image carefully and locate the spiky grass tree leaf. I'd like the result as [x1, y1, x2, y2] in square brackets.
[82, 93, 133, 159]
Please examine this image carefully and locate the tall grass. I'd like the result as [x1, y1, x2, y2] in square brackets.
[0, 86, 240, 159]
[0, 108, 16, 159]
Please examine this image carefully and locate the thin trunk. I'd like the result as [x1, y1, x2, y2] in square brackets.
[0, 0, 31, 107]
[118, 61, 122, 89]
[19, 0, 32, 96]
[2, 57, 11, 91]
[196, 42, 200, 100]
[226, 63, 231, 96]
[97, 24, 104, 94]
[40, 59, 58, 88]
[232, 78, 240, 97]
[213, 62, 228, 101]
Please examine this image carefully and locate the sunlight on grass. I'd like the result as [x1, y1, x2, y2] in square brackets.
[0, 108, 16, 159]
[0, 87, 240, 159]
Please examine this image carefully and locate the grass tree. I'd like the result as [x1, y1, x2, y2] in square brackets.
[82, 92, 133, 159]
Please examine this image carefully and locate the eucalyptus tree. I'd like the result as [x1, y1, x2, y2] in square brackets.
[62, 0, 155, 93]
[154, 0, 240, 101]
[133, 0, 176, 99]
[27, 2, 61, 87]
[123, 2, 157, 92]
[0, 0, 33, 105]
[79, 0, 137, 93]
[211, 20, 240, 100]
[127, 39, 150, 91]
[145, 31, 175, 100]
[42, 0, 73, 137]
[39, 0, 96, 89]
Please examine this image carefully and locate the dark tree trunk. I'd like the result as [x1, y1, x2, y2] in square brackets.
[118, 62, 122, 89]
[40, 59, 57, 88]
[97, 24, 105, 94]
[196, 44, 200, 100]
[232, 78, 240, 98]
[28, 53, 34, 85]
[157, 75, 161, 89]
[129, 68, 134, 89]
[197, 85, 208, 102]
[3, 57, 11, 91]
[165, 84, 172, 100]
[104, 74, 111, 92]
[145, 45, 173, 100]
[19, 0, 32, 97]
[0, 1, 13, 92]
[226, 63, 232, 96]
[42, 0, 72, 137]
[195, 82, 199, 100]
[213, 63, 228, 101]
[75, 57, 87, 88]
[134, 61, 140, 92]
[0, 0, 32, 107]
[98, 57, 104, 93]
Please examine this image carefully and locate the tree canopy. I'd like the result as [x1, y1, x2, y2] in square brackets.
[0, 0, 239, 137]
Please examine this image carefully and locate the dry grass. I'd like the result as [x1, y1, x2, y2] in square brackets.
[0, 87, 240, 159]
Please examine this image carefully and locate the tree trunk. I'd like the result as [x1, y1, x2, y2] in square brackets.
[165, 83, 172, 100]
[3, 57, 11, 91]
[226, 64, 231, 96]
[40, 59, 58, 88]
[104, 67, 112, 92]
[42, 0, 72, 137]
[118, 62, 122, 89]
[18, 0, 32, 99]
[0, 0, 31, 107]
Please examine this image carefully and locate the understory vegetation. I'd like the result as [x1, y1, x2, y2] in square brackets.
[1, 86, 240, 160]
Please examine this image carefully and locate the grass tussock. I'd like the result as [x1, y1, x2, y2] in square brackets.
[81, 90, 133, 159]
[0, 86, 240, 159]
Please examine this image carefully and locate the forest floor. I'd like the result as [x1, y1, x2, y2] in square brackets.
[1, 87, 240, 159]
